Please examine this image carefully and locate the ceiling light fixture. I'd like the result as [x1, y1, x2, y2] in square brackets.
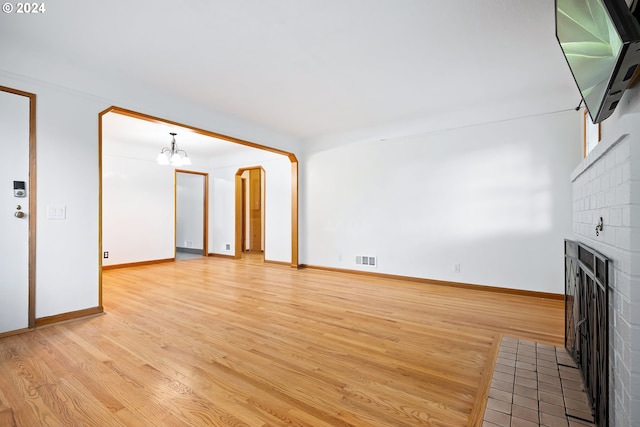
[156, 132, 191, 166]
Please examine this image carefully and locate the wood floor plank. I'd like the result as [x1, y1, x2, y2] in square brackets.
[0, 255, 564, 426]
[0, 346, 66, 427]
[0, 408, 17, 427]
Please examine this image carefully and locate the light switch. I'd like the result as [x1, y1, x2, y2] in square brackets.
[47, 205, 66, 220]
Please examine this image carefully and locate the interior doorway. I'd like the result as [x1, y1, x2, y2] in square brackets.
[235, 167, 265, 260]
[175, 170, 208, 260]
[99, 105, 300, 309]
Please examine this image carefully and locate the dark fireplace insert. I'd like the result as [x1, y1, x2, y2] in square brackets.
[564, 239, 609, 427]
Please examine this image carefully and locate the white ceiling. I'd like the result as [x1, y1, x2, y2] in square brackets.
[1, 0, 580, 143]
[102, 111, 259, 158]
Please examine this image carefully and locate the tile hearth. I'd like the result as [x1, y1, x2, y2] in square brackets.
[483, 336, 596, 427]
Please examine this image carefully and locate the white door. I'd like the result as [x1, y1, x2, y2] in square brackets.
[0, 88, 31, 334]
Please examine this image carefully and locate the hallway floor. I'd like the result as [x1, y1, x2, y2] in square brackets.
[175, 249, 205, 261]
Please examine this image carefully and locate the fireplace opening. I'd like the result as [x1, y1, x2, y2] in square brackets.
[564, 240, 609, 427]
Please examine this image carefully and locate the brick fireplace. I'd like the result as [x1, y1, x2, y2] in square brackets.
[570, 132, 639, 427]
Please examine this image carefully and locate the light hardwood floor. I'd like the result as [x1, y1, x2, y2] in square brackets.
[0, 256, 563, 427]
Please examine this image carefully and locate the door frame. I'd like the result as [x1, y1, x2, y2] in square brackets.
[175, 169, 209, 257]
[0, 85, 37, 333]
[241, 178, 247, 252]
[235, 166, 265, 257]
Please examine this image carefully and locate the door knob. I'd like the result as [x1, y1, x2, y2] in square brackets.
[14, 211, 25, 218]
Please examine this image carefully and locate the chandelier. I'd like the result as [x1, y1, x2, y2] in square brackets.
[156, 132, 191, 166]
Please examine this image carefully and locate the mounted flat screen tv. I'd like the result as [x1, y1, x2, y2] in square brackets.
[556, 0, 640, 123]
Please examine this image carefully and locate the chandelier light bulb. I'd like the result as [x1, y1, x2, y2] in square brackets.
[156, 152, 169, 165]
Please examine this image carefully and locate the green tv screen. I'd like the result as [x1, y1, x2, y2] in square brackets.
[556, 0, 640, 123]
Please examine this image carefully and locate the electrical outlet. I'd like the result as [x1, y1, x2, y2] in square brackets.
[225, 243, 231, 251]
[453, 263, 461, 273]
[103, 251, 109, 259]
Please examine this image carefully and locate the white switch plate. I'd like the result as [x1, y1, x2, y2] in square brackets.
[47, 204, 66, 220]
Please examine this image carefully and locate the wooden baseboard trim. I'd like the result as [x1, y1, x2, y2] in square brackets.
[299, 264, 563, 300]
[0, 327, 32, 339]
[264, 259, 290, 266]
[102, 258, 174, 270]
[208, 253, 235, 259]
[35, 306, 104, 328]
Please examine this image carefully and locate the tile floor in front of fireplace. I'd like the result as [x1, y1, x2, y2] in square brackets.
[483, 336, 596, 427]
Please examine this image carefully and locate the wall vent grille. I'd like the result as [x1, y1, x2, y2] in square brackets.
[356, 256, 376, 267]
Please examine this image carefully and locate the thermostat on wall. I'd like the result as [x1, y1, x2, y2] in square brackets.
[13, 181, 26, 197]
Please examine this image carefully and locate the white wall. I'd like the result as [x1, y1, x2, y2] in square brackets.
[301, 110, 582, 293]
[209, 150, 292, 262]
[102, 141, 177, 266]
[102, 136, 293, 265]
[263, 158, 292, 261]
[176, 172, 205, 250]
[0, 68, 299, 319]
[0, 75, 107, 318]
[209, 169, 236, 256]
[571, 82, 640, 427]
[102, 138, 216, 266]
